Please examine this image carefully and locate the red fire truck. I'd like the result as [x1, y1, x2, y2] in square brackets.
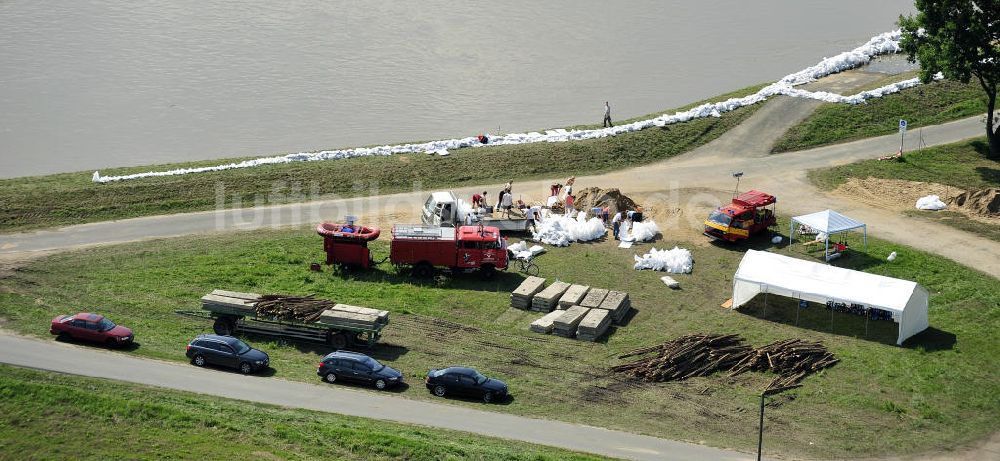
[703, 190, 777, 242]
[389, 224, 508, 278]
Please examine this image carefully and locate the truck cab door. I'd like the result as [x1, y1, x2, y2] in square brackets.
[457, 241, 481, 269]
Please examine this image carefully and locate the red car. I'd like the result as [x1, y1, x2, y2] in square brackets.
[50, 313, 134, 346]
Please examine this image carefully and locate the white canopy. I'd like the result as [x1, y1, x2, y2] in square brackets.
[732, 250, 929, 345]
[790, 209, 867, 258]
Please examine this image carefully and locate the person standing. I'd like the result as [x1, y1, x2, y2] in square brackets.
[603, 101, 612, 128]
[611, 210, 623, 240]
[564, 194, 575, 216]
[501, 188, 514, 218]
[564, 176, 576, 198]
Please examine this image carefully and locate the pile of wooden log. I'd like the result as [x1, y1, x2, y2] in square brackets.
[511, 276, 546, 309]
[612, 334, 751, 381]
[595, 290, 631, 324]
[255, 294, 332, 322]
[531, 281, 570, 312]
[729, 339, 839, 393]
[576, 308, 611, 342]
[611, 334, 838, 392]
[558, 284, 589, 308]
[552, 305, 590, 338]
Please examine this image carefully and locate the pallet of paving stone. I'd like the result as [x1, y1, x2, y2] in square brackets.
[511, 276, 546, 309]
[579, 288, 609, 308]
[596, 290, 631, 324]
[531, 281, 571, 312]
[529, 310, 565, 334]
[558, 284, 590, 309]
[577, 308, 611, 342]
[552, 305, 590, 338]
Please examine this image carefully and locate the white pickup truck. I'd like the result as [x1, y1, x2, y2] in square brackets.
[421, 191, 536, 233]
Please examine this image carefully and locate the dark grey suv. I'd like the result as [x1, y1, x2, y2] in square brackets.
[317, 351, 402, 390]
[186, 334, 269, 374]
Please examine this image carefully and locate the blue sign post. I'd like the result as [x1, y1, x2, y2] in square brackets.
[899, 119, 907, 153]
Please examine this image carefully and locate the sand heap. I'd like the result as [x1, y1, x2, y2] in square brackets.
[573, 187, 638, 213]
[948, 188, 1000, 216]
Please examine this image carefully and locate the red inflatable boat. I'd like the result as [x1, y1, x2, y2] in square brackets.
[316, 222, 380, 241]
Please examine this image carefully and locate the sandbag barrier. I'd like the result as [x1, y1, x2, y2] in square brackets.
[93, 30, 920, 183]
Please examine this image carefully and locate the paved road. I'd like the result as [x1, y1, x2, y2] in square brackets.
[0, 332, 764, 461]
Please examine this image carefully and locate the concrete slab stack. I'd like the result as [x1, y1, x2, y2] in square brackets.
[580, 288, 609, 308]
[576, 308, 611, 341]
[531, 281, 571, 312]
[596, 290, 631, 324]
[552, 305, 590, 338]
[530, 310, 566, 334]
[558, 284, 590, 309]
[511, 276, 546, 309]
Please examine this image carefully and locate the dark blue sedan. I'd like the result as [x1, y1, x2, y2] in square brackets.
[185, 334, 269, 375]
[425, 366, 508, 403]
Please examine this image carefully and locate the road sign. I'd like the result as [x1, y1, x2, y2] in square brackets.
[899, 119, 907, 133]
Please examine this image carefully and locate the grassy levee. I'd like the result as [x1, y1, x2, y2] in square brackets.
[0, 365, 612, 461]
[0, 85, 765, 234]
[0, 226, 997, 459]
[810, 138, 1000, 241]
[772, 78, 987, 153]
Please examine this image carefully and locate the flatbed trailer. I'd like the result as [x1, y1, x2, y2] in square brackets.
[177, 290, 385, 348]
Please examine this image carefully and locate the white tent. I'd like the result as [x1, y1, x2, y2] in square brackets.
[790, 209, 867, 260]
[732, 250, 929, 345]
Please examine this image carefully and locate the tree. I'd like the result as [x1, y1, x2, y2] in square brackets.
[899, 0, 1000, 158]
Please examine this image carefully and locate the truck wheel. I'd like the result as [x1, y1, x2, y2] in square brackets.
[213, 317, 234, 336]
[412, 262, 434, 278]
[480, 264, 496, 280]
[329, 333, 348, 350]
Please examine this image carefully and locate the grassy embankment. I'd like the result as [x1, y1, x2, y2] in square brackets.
[0, 85, 766, 234]
[0, 365, 611, 461]
[810, 138, 1000, 241]
[772, 77, 987, 153]
[0, 226, 997, 459]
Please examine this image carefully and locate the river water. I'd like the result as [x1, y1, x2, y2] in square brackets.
[0, 1, 915, 178]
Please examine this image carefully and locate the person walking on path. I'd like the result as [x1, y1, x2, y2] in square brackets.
[603, 101, 612, 128]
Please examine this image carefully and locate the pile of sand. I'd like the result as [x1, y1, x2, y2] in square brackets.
[948, 188, 1000, 216]
[573, 187, 638, 213]
[834, 178, 960, 211]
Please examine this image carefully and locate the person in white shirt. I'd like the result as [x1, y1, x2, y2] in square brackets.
[500, 189, 514, 218]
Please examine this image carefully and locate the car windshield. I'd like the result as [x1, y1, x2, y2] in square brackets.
[97, 318, 116, 332]
[230, 339, 251, 354]
[472, 371, 488, 385]
[362, 356, 384, 371]
[708, 210, 732, 226]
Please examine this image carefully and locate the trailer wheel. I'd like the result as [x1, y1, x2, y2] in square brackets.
[479, 264, 496, 280]
[412, 262, 434, 278]
[329, 333, 348, 350]
[213, 317, 235, 336]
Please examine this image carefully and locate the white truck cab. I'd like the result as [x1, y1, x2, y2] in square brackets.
[421, 191, 534, 232]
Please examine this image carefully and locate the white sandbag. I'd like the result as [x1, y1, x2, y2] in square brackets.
[633, 246, 694, 273]
[915, 195, 947, 210]
[771, 236, 782, 244]
[627, 220, 659, 242]
[528, 245, 546, 257]
[508, 241, 528, 253]
[887, 251, 897, 262]
[533, 213, 606, 246]
[660, 276, 680, 289]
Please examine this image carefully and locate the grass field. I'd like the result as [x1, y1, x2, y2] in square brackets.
[810, 138, 1000, 241]
[0, 365, 611, 461]
[0, 85, 765, 234]
[772, 78, 988, 153]
[0, 225, 997, 459]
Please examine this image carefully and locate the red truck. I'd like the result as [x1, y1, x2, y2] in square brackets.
[389, 224, 508, 278]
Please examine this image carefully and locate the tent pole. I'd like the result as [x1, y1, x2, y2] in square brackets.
[763, 292, 768, 319]
[865, 307, 870, 337]
[830, 304, 835, 332]
[789, 221, 795, 244]
[864, 226, 868, 249]
[825, 238, 830, 262]
[796, 300, 801, 326]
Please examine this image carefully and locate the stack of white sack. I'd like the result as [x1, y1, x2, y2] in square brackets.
[915, 195, 947, 210]
[533, 214, 606, 246]
[627, 220, 659, 242]
[508, 241, 546, 260]
[633, 247, 694, 273]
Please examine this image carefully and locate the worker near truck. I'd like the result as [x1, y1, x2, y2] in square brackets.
[500, 189, 514, 218]
[611, 210, 624, 239]
[472, 191, 487, 208]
